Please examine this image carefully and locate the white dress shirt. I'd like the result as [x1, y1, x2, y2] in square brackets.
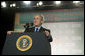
[34, 26, 42, 32]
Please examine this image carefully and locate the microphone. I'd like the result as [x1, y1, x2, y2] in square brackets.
[24, 23, 33, 29]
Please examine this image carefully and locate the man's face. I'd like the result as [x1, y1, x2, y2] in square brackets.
[33, 15, 43, 27]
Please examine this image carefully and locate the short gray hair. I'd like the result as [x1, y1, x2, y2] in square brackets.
[40, 14, 45, 21]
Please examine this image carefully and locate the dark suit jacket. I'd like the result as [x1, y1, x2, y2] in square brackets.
[24, 26, 53, 42]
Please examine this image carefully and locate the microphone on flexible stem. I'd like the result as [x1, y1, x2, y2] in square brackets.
[24, 23, 33, 29]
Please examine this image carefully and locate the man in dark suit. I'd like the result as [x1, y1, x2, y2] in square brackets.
[24, 14, 53, 42]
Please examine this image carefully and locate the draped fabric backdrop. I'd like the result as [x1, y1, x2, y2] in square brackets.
[42, 22, 84, 55]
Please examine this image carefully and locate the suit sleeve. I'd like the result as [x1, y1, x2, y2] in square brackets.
[46, 29, 53, 42]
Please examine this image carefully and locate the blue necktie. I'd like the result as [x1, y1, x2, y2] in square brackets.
[35, 28, 38, 32]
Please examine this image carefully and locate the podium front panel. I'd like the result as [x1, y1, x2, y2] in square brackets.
[2, 32, 51, 55]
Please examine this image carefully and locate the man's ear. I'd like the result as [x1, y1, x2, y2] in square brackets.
[41, 20, 44, 24]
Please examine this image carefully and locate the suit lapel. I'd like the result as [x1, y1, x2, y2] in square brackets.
[39, 26, 45, 32]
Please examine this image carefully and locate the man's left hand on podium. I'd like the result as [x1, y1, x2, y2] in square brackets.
[44, 30, 50, 37]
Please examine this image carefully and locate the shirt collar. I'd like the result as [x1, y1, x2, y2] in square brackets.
[35, 26, 42, 30]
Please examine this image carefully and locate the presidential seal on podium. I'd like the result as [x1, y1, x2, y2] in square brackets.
[16, 35, 32, 51]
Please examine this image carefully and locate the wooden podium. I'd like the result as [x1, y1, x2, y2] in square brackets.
[2, 32, 51, 55]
